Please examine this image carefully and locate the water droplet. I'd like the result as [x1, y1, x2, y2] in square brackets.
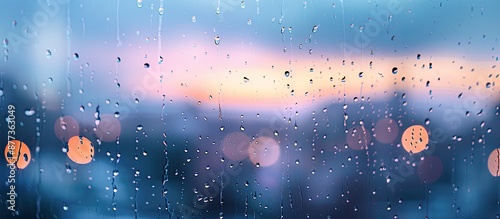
[417, 54, 421, 59]
[214, 36, 220, 45]
[137, 0, 143, 7]
[243, 77, 249, 83]
[192, 16, 196, 23]
[486, 82, 492, 88]
[247, 19, 252, 25]
[136, 125, 143, 131]
[158, 6, 164, 15]
[241, 0, 245, 9]
[73, 53, 79, 60]
[46, 50, 52, 59]
[63, 203, 69, 211]
[392, 67, 398, 74]
[284, 71, 290, 77]
[220, 126, 225, 131]
[25, 108, 35, 116]
[144, 63, 150, 68]
[312, 25, 318, 33]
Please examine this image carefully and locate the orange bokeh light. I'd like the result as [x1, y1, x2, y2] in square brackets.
[67, 136, 94, 164]
[401, 125, 429, 154]
[488, 148, 500, 177]
[4, 140, 31, 169]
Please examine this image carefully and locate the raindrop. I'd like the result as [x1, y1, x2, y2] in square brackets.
[486, 82, 491, 88]
[136, 125, 143, 131]
[312, 25, 318, 33]
[25, 108, 35, 116]
[243, 77, 249, 83]
[392, 67, 398, 74]
[46, 50, 52, 59]
[284, 71, 290, 77]
[247, 19, 252, 25]
[137, 0, 143, 7]
[192, 16, 196, 23]
[214, 36, 220, 45]
[241, 0, 245, 9]
[158, 6, 164, 15]
[73, 53, 79, 60]
[63, 203, 69, 211]
[144, 63, 150, 68]
[417, 54, 421, 60]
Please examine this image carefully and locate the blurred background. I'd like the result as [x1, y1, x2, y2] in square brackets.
[1, 0, 500, 218]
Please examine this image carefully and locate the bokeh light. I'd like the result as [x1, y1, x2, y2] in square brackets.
[374, 118, 399, 144]
[54, 115, 80, 142]
[222, 132, 250, 161]
[401, 125, 429, 154]
[67, 136, 94, 165]
[248, 136, 280, 167]
[487, 148, 500, 177]
[4, 140, 31, 169]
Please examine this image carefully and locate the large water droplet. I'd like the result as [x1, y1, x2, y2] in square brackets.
[214, 36, 220, 45]
[312, 25, 318, 33]
[158, 6, 164, 15]
[25, 108, 35, 116]
[392, 67, 398, 74]
[137, 0, 143, 8]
